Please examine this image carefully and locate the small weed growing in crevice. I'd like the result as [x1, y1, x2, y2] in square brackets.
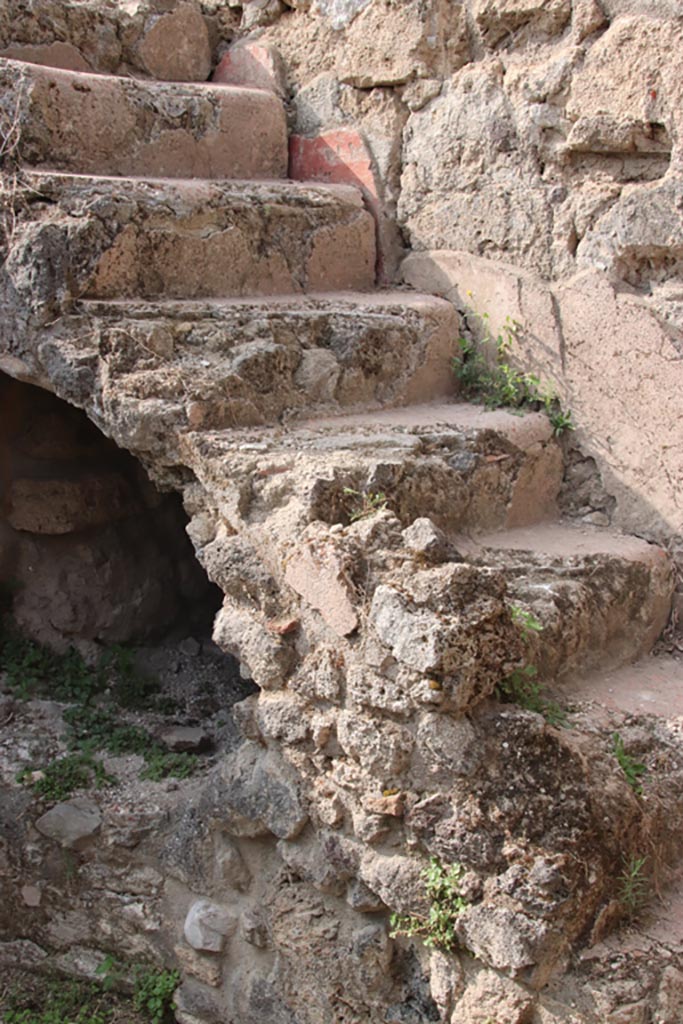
[612, 733, 646, 795]
[497, 665, 567, 728]
[510, 603, 543, 639]
[343, 487, 390, 523]
[390, 858, 468, 951]
[1, 963, 179, 1024]
[453, 306, 574, 436]
[618, 855, 649, 918]
[498, 605, 567, 726]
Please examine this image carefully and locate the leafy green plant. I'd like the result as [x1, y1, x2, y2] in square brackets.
[63, 705, 150, 757]
[343, 487, 390, 523]
[612, 733, 646, 795]
[17, 751, 115, 803]
[95, 955, 127, 993]
[389, 858, 468, 951]
[510, 603, 543, 639]
[133, 968, 180, 1024]
[2, 977, 110, 1024]
[501, 604, 566, 725]
[0, 629, 102, 704]
[618, 855, 649, 918]
[0, 966, 174, 1024]
[140, 750, 199, 782]
[497, 665, 567, 728]
[453, 306, 574, 435]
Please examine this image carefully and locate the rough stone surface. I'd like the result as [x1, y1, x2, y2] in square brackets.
[34, 798, 102, 848]
[213, 40, 287, 95]
[136, 3, 212, 82]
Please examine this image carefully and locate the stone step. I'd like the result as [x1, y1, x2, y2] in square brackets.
[174, 419, 670, 696]
[563, 653, 683, 719]
[1, 57, 288, 179]
[460, 523, 673, 680]
[73, 293, 460, 428]
[177, 402, 565, 536]
[21, 172, 377, 299]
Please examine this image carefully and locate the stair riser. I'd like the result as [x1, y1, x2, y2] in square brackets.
[485, 544, 673, 679]
[2, 57, 288, 180]
[74, 299, 460, 426]
[179, 424, 563, 538]
[18, 175, 377, 299]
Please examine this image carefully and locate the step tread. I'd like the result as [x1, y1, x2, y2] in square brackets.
[183, 400, 556, 452]
[2, 55, 280, 99]
[3, 56, 288, 180]
[459, 521, 668, 567]
[22, 169, 366, 207]
[565, 653, 683, 719]
[298, 401, 555, 449]
[69, 296, 460, 428]
[78, 291, 453, 316]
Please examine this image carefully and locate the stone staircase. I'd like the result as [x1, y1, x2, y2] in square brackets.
[1, 50, 681, 1024]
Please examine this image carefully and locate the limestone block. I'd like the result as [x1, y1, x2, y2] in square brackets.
[472, 0, 572, 46]
[0, 939, 48, 969]
[0, 41, 92, 71]
[213, 833, 252, 892]
[240, 909, 269, 947]
[452, 966, 535, 1023]
[456, 904, 550, 971]
[276, 832, 356, 893]
[401, 517, 448, 561]
[284, 532, 358, 637]
[345, 878, 385, 913]
[337, 710, 413, 776]
[399, 68, 555, 279]
[184, 899, 236, 953]
[160, 727, 211, 753]
[213, 607, 294, 690]
[411, 712, 481, 786]
[35, 798, 102, 849]
[358, 851, 426, 915]
[174, 944, 223, 986]
[313, 0, 372, 30]
[137, 3, 211, 82]
[572, 0, 608, 42]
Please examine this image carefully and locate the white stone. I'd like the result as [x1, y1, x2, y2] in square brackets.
[183, 899, 236, 953]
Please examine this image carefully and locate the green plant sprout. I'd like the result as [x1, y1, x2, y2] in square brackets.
[612, 733, 646, 795]
[497, 665, 567, 728]
[453, 306, 574, 436]
[618, 855, 649, 918]
[500, 604, 567, 725]
[343, 487, 389, 522]
[510, 603, 543, 639]
[390, 858, 468, 951]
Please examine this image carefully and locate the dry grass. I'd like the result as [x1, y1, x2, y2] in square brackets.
[0, 73, 26, 258]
